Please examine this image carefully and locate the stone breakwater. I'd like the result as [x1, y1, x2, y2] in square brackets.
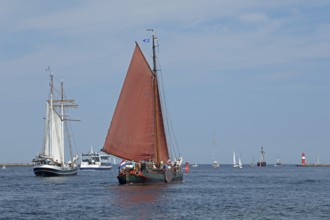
[1, 163, 32, 166]
[296, 164, 330, 167]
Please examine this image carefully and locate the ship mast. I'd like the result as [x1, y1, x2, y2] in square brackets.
[60, 81, 65, 164]
[260, 146, 265, 162]
[147, 28, 157, 75]
[147, 28, 161, 164]
[48, 68, 54, 157]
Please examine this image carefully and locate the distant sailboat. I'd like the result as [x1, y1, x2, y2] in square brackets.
[238, 156, 243, 169]
[233, 151, 239, 168]
[212, 161, 220, 168]
[102, 30, 183, 184]
[192, 163, 198, 167]
[32, 69, 79, 177]
[2, 165, 6, 170]
[212, 139, 220, 168]
[274, 156, 282, 167]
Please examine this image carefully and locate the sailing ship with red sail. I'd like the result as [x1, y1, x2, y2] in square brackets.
[102, 30, 183, 184]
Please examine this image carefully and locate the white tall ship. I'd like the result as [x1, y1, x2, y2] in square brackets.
[80, 146, 113, 170]
[33, 68, 79, 176]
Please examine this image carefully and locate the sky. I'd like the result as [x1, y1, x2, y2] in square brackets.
[1, 1, 329, 165]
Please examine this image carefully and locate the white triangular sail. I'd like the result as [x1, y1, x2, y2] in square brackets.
[233, 151, 239, 168]
[50, 107, 64, 164]
[43, 102, 50, 156]
[238, 157, 243, 168]
[233, 151, 236, 167]
[43, 101, 64, 164]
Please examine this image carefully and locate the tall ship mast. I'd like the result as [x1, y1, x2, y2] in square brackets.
[257, 146, 267, 167]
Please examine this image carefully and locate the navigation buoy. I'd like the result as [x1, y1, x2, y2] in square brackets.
[301, 152, 306, 165]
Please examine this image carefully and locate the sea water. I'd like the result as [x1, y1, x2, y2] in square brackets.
[1, 165, 330, 219]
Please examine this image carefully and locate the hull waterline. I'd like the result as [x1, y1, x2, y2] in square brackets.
[33, 165, 78, 177]
[257, 162, 267, 167]
[118, 169, 183, 185]
[79, 167, 112, 171]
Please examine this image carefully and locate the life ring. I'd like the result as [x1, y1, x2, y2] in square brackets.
[136, 171, 140, 175]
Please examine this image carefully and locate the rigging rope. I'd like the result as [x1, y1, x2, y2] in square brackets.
[156, 57, 182, 159]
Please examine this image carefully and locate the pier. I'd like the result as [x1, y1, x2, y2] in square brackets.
[296, 164, 330, 167]
[1, 163, 32, 167]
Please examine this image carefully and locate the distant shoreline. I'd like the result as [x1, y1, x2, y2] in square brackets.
[296, 164, 330, 167]
[1, 163, 32, 166]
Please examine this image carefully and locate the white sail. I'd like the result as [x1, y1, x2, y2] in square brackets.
[238, 157, 243, 168]
[274, 156, 282, 166]
[43, 102, 50, 156]
[50, 107, 64, 164]
[233, 151, 237, 167]
[42, 96, 64, 164]
[233, 151, 239, 168]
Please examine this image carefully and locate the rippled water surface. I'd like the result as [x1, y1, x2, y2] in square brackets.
[1, 165, 330, 219]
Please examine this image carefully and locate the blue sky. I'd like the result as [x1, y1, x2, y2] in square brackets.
[1, 1, 329, 164]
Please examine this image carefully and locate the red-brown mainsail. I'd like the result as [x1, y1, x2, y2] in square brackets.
[103, 43, 169, 164]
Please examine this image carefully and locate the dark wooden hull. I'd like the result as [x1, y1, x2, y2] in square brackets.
[257, 162, 266, 167]
[117, 168, 183, 185]
[33, 165, 78, 177]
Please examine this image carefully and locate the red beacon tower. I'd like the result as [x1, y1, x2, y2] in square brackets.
[185, 161, 189, 173]
[301, 152, 306, 165]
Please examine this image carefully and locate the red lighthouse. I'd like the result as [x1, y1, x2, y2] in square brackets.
[185, 161, 189, 173]
[301, 152, 306, 165]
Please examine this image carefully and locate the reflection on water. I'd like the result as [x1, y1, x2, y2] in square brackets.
[118, 185, 166, 204]
[102, 184, 169, 219]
